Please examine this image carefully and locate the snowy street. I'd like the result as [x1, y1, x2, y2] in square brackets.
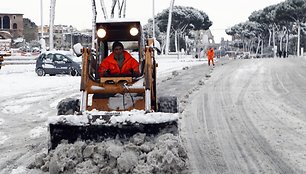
[1, 56, 306, 173]
[181, 57, 306, 173]
[1, 0, 305, 173]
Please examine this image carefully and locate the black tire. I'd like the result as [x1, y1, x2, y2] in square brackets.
[57, 98, 80, 115]
[70, 68, 77, 76]
[36, 68, 46, 76]
[157, 96, 178, 113]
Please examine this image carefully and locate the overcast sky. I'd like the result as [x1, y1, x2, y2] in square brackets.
[1, 0, 285, 42]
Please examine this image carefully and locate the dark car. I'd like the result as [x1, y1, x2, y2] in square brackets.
[35, 51, 82, 76]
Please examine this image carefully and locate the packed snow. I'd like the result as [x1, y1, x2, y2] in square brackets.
[29, 133, 189, 174]
[49, 109, 179, 125]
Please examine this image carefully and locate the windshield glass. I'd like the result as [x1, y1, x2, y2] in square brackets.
[66, 54, 82, 63]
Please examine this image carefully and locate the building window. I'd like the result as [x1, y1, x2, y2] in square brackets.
[3, 16, 10, 29]
[13, 15, 16, 19]
[13, 23, 17, 29]
[0, 17, 2, 28]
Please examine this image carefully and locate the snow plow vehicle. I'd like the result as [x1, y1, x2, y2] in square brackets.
[48, 19, 179, 150]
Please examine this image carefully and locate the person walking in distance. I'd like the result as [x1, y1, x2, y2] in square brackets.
[207, 47, 215, 66]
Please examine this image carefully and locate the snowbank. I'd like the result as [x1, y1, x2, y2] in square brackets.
[29, 133, 189, 174]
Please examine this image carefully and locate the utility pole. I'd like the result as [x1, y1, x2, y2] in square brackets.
[40, 0, 43, 39]
[165, 0, 175, 55]
[91, 0, 97, 49]
[40, 0, 46, 52]
[49, 0, 56, 50]
[152, 0, 155, 38]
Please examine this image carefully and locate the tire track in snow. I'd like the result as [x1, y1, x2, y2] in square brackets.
[231, 60, 298, 173]
[182, 59, 302, 174]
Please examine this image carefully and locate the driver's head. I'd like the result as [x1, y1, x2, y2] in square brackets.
[112, 41, 124, 55]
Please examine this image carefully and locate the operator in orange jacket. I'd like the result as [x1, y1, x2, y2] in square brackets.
[98, 41, 140, 77]
[207, 47, 215, 66]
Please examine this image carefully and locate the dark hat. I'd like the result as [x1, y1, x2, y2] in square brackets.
[112, 41, 124, 51]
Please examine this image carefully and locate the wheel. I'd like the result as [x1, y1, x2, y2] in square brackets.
[157, 96, 178, 113]
[57, 98, 80, 115]
[36, 68, 46, 76]
[70, 68, 77, 76]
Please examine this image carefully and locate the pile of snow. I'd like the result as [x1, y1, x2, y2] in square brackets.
[29, 133, 189, 174]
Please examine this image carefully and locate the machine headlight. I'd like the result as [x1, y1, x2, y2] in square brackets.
[97, 28, 106, 38]
[130, 27, 139, 36]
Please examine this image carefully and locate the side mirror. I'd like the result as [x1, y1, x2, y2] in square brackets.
[72, 43, 83, 57]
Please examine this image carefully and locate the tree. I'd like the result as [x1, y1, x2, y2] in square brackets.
[275, 0, 306, 56]
[156, 6, 212, 32]
[155, 6, 212, 52]
[143, 19, 162, 41]
[229, 0, 306, 57]
[23, 18, 38, 42]
[226, 21, 263, 55]
[248, 5, 280, 57]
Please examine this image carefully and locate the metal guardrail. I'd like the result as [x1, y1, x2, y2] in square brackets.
[1, 56, 37, 65]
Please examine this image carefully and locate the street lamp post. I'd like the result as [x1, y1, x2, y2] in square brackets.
[165, 0, 175, 55]
[152, 0, 155, 38]
[40, 0, 43, 39]
[40, 0, 46, 52]
[70, 30, 73, 50]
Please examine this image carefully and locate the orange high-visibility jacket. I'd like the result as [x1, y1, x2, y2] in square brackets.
[98, 51, 140, 76]
[207, 49, 214, 60]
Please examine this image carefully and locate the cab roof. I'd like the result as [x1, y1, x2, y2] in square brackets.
[96, 19, 142, 42]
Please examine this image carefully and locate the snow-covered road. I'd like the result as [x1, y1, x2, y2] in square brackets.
[181, 57, 306, 174]
[1, 56, 306, 174]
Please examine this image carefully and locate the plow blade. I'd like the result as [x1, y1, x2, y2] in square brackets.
[49, 121, 177, 150]
[48, 110, 179, 150]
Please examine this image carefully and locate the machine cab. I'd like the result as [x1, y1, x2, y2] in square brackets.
[90, 19, 145, 82]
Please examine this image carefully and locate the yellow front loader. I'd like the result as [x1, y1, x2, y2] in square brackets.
[48, 20, 179, 150]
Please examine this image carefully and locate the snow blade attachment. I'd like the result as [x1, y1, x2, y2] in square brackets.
[48, 111, 179, 150]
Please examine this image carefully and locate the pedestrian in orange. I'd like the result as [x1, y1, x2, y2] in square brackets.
[207, 47, 215, 66]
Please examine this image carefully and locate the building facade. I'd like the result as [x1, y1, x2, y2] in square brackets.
[0, 13, 24, 39]
[38, 25, 92, 50]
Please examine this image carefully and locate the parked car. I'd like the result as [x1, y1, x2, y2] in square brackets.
[35, 51, 82, 76]
[236, 52, 251, 59]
